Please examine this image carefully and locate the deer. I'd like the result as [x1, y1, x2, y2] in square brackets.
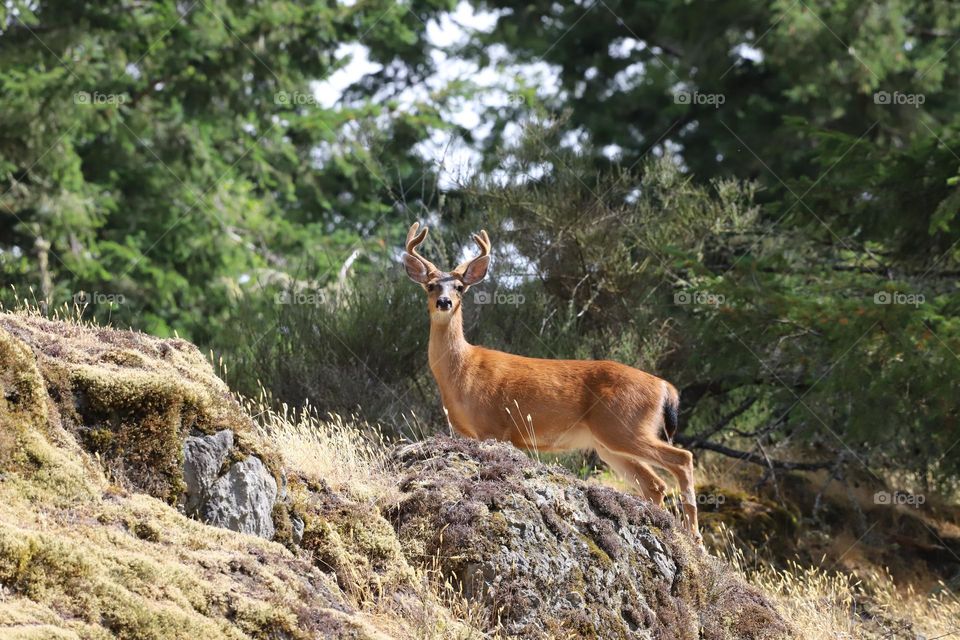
[401, 222, 701, 544]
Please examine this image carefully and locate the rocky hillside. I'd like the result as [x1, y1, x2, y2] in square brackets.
[0, 311, 789, 639]
[389, 438, 787, 638]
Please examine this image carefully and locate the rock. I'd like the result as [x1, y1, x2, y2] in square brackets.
[292, 514, 305, 545]
[183, 429, 234, 513]
[183, 430, 278, 539]
[203, 455, 278, 538]
[388, 436, 791, 640]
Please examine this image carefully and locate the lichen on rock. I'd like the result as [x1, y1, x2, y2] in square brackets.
[387, 436, 791, 639]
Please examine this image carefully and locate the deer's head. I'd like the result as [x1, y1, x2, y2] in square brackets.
[402, 222, 490, 322]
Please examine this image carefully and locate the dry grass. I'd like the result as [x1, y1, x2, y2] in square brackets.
[246, 399, 490, 639]
[248, 397, 389, 497]
[712, 523, 960, 639]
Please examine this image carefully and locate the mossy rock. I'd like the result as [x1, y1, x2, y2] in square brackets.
[0, 326, 97, 503]
[0, 327, 50, 470]
[298, 478, 415, 600]
[387, 436, 793, 639]
[0, 313, 277, 507]
[0, 313, 401, 639]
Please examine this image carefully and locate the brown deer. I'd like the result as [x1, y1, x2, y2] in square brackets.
[401, 222, 700, 543]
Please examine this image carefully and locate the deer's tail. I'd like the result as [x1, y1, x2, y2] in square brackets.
[661, 382, 680, 444]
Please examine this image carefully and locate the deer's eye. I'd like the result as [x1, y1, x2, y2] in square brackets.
[455, 284, 464, 293]
[426, 283, 436, 292]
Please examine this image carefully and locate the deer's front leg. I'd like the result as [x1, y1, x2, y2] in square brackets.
[440, 401, 479, 439]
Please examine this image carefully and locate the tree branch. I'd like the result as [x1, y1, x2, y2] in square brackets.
[687, 395, 757, 448]
[674, 434, 832, 471]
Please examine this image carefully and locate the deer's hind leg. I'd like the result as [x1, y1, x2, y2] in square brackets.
[595, 445, 667, 506]
[637, 439, 700, 542]
[589, 415, 701, 543]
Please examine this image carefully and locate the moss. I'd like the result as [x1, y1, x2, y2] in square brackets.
[97, 349, 146, 368]
[0, 476, 376, 639]
[0, 328, 49, 466]
[68, 367, 198, 502]
[131, 520, 162, 543]
[271, 502, 293, 546]
[0, 328, 96, 503]
[299, 487, 415, 601]
[227, 599, 303, 640]
[302, 518, 362, 594]
[0, 528, 93, 601]
[0, 313, 282, 509]
[83, 426, 115, 452]
[0, 598, 81, 638]
[579, 533, 613, 569]
[486, 510, 510, 539]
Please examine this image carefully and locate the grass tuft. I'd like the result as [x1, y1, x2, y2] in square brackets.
[712, 522, 960, 639]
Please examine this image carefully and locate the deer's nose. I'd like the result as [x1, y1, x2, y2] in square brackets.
[436, 297, 453, 311]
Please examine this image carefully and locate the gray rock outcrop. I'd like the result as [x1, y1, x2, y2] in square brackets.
[183, 429, 278, 539]
[183, 429, 234, 512]
[388, 436, 790, 639]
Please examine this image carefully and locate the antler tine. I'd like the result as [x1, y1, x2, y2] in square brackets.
[473, 230, 491, 258]
[405, 222, 440, 275]
[454, 229, 491, 275]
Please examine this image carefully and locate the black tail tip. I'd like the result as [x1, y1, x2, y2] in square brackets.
[663, 394, 679, 442]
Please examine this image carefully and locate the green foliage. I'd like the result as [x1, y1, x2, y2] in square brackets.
[470, 0, 960, 259]
[228, 122, 959, 490]
[218, 265, 431, 432]
[457, 129, 960, 491]
[0, 0, 454, 341]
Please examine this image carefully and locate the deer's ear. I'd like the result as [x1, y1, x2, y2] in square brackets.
[460, 255, 489, 286]
[402, 253, 430, 283]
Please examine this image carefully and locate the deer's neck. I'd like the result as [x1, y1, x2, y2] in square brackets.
[428, 308, 470, 383]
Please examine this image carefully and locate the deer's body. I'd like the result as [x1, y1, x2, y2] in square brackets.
[403, 223, 700, 543]
[430, 312, 666, 449]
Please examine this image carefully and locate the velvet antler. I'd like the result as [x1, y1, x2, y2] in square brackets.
[405, 222, 441, 277]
